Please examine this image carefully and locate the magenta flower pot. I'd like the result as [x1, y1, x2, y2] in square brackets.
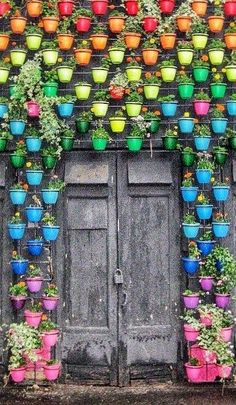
[44, 364, 61, 381]
[24, 309, 42, 328]
[193, 100, 210, 116]
[217, 364, 232, 379]
[220, 326, 233, 342]
[26, 277, 43, 293]
[183, 324, 200, 342]
[199, 276, 214, 292]
[42, 296, 59, 311]
[182, 294, 199, 309]
[215, 293, 230, 308]
[200, 314, 212, 326]
[185, 364, 203, 382]
[201, 349, 217, 363]
[10, 367, 26, 383]
[42, 330, 59, 347]
[10, 296, 27, 310]
[27, 101, 40, 117]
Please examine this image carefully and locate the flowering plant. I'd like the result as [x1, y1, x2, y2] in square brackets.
[12, 140, 27, 156]
[211, 105, 225, 118]
[11, 250, 25, 261]
[39, 319, 58, 332]
[176, 72, 194, 84]
[188, 241, 201, 258]
[183, 289, 199, 296]
[180, 310, 202, 330]
[192, 55, 210, 68]
[196, 154, 215, 171]
[41, 212, 57, 226]
[208, 38, 225, 50]
[182, 172, 194, 187]
[9, 282, 27, 297]
[194, 124, 211, 137]
[25, 160, 42, 170]
[143, 72, 160, 85]
[199, 230, 213, 241]
[177, 40, 193, 50]
[27, 264, 42, 278]
[213, 212, 229, 222]
[197, 192, 210, 205]
[44, 283, 58, 297]
[211, 69, 225, 83]
[164, 126, 178, 137]
[9, 212, 24, 224]
[9, 181, 28, 191]
[29, 301, 42, 313]
[142, 37, 158, 49]
[194, 90, 210, 101]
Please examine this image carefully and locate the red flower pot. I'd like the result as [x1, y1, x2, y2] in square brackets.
[109, 86, 125, 100]
[27, 101, 40, 117]
[75, 16, 91, 33]
[224, 0, 236, 16]
[91, 0, 108, 15]
[10, 367, 26, 383]
[159, 0, 175, 13]
[142, 17, 158, 32]
[58, 0, 74, 16]
[125, 0, 139, 15]
[42, 330, 59, 347]
[0, 2, 11, 16]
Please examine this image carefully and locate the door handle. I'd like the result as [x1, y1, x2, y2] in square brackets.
[121, 291, 128, 307]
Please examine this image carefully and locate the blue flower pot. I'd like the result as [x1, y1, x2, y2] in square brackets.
[42, 225, 60, 241]
[212, 186, 230, 202]
[10, 259, 29, 276]
[27, 239, 44, 256]
[26, 170, 44, 186]
[212, 222, 230, 238]
[216, 259, 223, 271]
[8, 223, 26, 240]
[41, 189, 59, 205]
[9, 120, 26, 136]
[196, 204, 213, 220]
[226, 100, 236, 116]
[196, 169, 212, 184]
[211, 118, 228, 134]
[25, 207, 43, 223]
[178, 118, 194, 134]
[0, 103, 8, 118]
[160, 101, 178, 117]
[194, 136, 211, 151]
[180, 186, 198, 202]
[197, 240, 215, 256]
[57, 102, 74, 118]
[9, 189, 27, 205]
[182, 223, 200, 238]
[25, 137, 42, 152]
[182, 257, 200, 275]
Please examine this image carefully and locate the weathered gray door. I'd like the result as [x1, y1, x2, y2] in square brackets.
[58, 151, 181, 386]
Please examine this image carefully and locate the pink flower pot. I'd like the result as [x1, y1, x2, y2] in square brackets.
[26, 277, 43, 293]
[185, 363, 203, 382]
[199, 276, 214, 292]
[24, 309, 42, 328]
[182, 294, 200, 309]
[220, 326, 233, 342]
[215, 293, 230, 308]
[10, 295, 26, 310]
[27, 101, 40, 117]
[42, 330, 59, 347]
[217, 364, 232, 378]
[42, 296, 59, 311]
[44, 363, 61, 381]
[200, 314, 213, 326]
[10, 366, 26, 383]
[183, 324, 200, 342]
[201, 348, 217, 363]
[193, 100, 210, 116]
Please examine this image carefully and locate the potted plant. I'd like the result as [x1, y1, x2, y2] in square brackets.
[125, 91, 143, 117]
[39, 319, 59, 347]
[141, 37, 159, 66]
[7, 105, 27, 137]
[158, 16, 176, 50]
[125, 57, 142, 82]
[190, 16, 208, 49]
[57, 17, 74, 50]
[185, 357, 203, 382]
[10, 140, 27, 168]
[224, 0, 236, 16]
[90, 22, 108, 51]
[196, 154, 214, 184]
[176, 72, 194, 100]
[218, 310, 234, 342]
[91, 56, 111, 84]
[178, 112, 195, 134]
[226, 93, 236, 116]
[225, 51, 236, 82]
[25, 160, 44, 186]
[182, 212, 200, 239]
[41, 212, 60, 241]
[75, 111, 93, 134]
[197, 230, 215, 257]
[9, 9, 27, 34]
[108, 38, 126, 65]
[208, 4, 224, 33]
[182, 289, 200, 309]
[24, 301, 43, 328]
[196, 192, 213, 221]
[60, 126, 74, 151]
[158, 94, 178, 118]
[215, 343, 235, 378]
[0, 128, 12, 152]
[0, 59, 11, 84]
[9, 181, 28, 205]
[74, 39, 92, 66]
[42, 283, 59, 311]
[41, 176, 65, 205]
[44, 359, 61, 381]
[181, 146, 196, 167]
[182, 241, 201, 275]
[140, 0, 160, 32]
[41, 39, 59, 66]
[213, 145, 228, 165]
[26, 264, 43, 293]
[210, 106, 228, 134]
[109, 70, 128, 100]
[226, 127, 236, 149]
[74, 81, 91, 101]
[109, 109, 127, 133]
[159, 59, 177, 82]
[162, 126, 179, 150]
[8, 212, 26, 240]
[215, 280, 231, 309]
[27, 0, 43, 18]
[72, 7, 93, 33]
[25, 194, 43, 223]
[56, 95, 75, 118]
[143, 109, 161, 134]
[56, 57, 75, 83]
[210, 69, 227, 99]
[58, 0, 74, 16]
[123, 0, 139, 15]
[108, 10, 126, 33]
[92, 90, 109, 117]
[124, 16, 142, 49]
[181, 172, 198, 202]
[212, 212, 230, 238]
[91, 125, 110, 151]
[198, 260, 216, 292]
[208, 38, 225, 65]
[175, 1, 195, 32]
[143, 72, 160, 100]
[224, 21, 236, 49]
[192, 56, 210, 82]
[126, 117, 147, 152]
[193, 124, 211, 151]
[180, 311, 201, 342]
[193, 90, 211, 116]
[10, 250, 28, 275]
[25, 24, 43, 51]
[212, 178, 230, 202]
[41, 146, 59, 169]
[27, 237, 44, 256]
[10, 45, 27, 67]
[25, 126, 42, 152]
[9, 282, 27, 311]
[177, 40, 194, 65]
[192, 0, 208, 16]
[42, 0, 59, 33]
[42, 69, 58, 97]
[91, 0, 108, 16]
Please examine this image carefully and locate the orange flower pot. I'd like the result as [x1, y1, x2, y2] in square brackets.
[224, 33, 236, 49]
[208, 16, 224, 33]
[0, 34, 10, 51]
[160, 33, 176, 49]
[42, 17, 59, 33]
[26, 0, 42, 17]
[74, 49, 92, 65]
[57, 34, 74, 50]
[90, 34, 108, 50]
[142, 48, 158, 65]
[176, 16, 192, 32]
[124, 32, 141, 49]
[192, 0, 208, 16]
[10, 16, 27, 34]
[108, 16, 125, 33]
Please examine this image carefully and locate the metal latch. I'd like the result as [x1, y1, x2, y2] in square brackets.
[114, 269, 123, 284]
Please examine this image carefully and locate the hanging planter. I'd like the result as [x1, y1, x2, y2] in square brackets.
[124, 0, 139, 15]
[27, 0, 42, 17]
[215, 293, 230, 308]
[160, 0, 175, 13]
[42, 330, 59, 347]
[92, 67, 109, 83]
[194, 136, 211, 151]
[8, 223, 26, 240]
[10, 367, 26, 384]
[10, 188, 27, 205]
[160, 33, 176, 49]
[57, 101, 74, 118]
[76, 117, 91, 134]
[180, 187, 198, 202]
[42, 47, 59, 66]
[9, 120, 26, 136]
[162, 136, 178, 150]
[0, 1, 11, 16]
[182, 257, 200, 275]
[26, 136, 42, 153]
[196, 169, 212, 184]
[0, 136, 8, 151]
[24, 309, 43, 328]
[26, 34, 42, 51]
[43, 82, 58, 97]
[41, 189, 59, 205]
[57, 33, 74, 51]
[220, 327, 233, 343]
[108, 15, 125, 33]
[160, 100, 178, 117]
[177, 49, 194, 66]
[10, 258, 28, 276]
[125, 66, 142, 82]
[91, 33, 108, 50]
[108, 47, 125, 64]
[176, 16, 192, 32]
[0, 33, 10, 51]
[213, 149, 228, 165]
[211, 118, 228, 134]
[192, 34, 208, 50]
[193, 66, 209, 82]
[74, 48, 92, 65]
[126, 137, 143, 152]
[10, 16, 27, 34]
[213, 185, 230, 202]
[0, 66, 10, 84]
[10, 49, 27, 67]
[224, 0, 236, 16]
[26, 169, 44, 186]
[212, 221, 230, 238]
[193, 100, 210, 116]
[27, 239, 44, 256]
[183, 324, 200, 342]
[42, 225, 60, 241]
[208, 48, 225, 65]
[10, 295, 27, 311]
[75, 15, 92, 33]
[10, 154, 26, 169]
[25, 206, 43, 223]
[42, 296, 59, 311]
[58, 0, 74, 16]
[145, 118, 160, 134]
[208, 16, 224, 33]
[142, 48, 158, 65]
[42, 17, 59, 34]
[181, 150, 196, 167]
[182, 222, 200, 238]
[210, 83, 227, 99]
[27, 101, 40, 118]
[197, 241, 215, 256]
[124, 32, 141, 49]
[109, 117, 126, 133]
[143, 84, 160, 100]
[224, 33, 236, 49]
[56, 65, 74, 83]
[42, 155, 57, 169]
[196, 204, 213, 220]
[178, 83, 194, 100]
[225, 65, 236, 82]
[44, 363, 61, 381]
[60, 136, 74, 151]
[91, 0, 108, 15]
[160, 64, 177, 82]
[142, 17, 158, 33]
[92, 101, 109, 117]
[217, 364, 233, 379]
[178, 118, 194, 134]
[26, 277, 43, 294]
[182, 292, 200, 309]
[226, 99, 236, 115]
[192, 0, 208, 16]
[74, 82, 91, 100]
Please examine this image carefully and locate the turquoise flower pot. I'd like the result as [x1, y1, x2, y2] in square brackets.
[178, 118, 194, 134]
[41, 189, 59, 205]
[194, 136, 211, 151]
[8, 223, 26, 240]
[26, 170, 44, 186]
[9, 189, 27, 205]
[160, 101, 178, 117]
[25, 137, 42, 152]
[25, 207, 43, 223]
[42, 225, 60, 241]
[9, 120, 26, 136]
[57, 102, 74, 118]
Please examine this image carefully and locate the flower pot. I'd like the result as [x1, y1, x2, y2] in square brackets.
[24, 309, 42, 328]
[146, 119, 160, 133]
[182, 223, 200, 238]
[75, 16, 91, 32]
[10, 367, 26, 383]
[193, 100, 210, 116]
[0, 33, 10, 51]
[57, 33, 74, 50]
[10, 296, 27, 311]
[229, 136, 236, 149]
[178, 84, 194, 100]
[26, 34, 42, 50]
[225, 65, 236, 82]
[92, 101, 109, 117]
[183, 325, 200, 342]
[212, 186, 230, 202]
[76, 119, 90, 134]
[126, 66, 142, 82]
[42, 17, 59, 33]
[208, 16, 224, 33]
[42, 330, 59, 347]
[212, 222, 230, 238]
[60, 137, 74, 151]
[10, 154, 26, 169]
[43, 82, 58, 97]
[109, 117, 126, 133]
[125, 102, 142, 117]
[199, 277, 214, 291]
[200, 314, 212, 326]
[194, 136, 211, 151]
[57, 102, 74, 118]
[181, 186, 198, 202]
[177, 49, 194, 65]
[196, 240, 215, 256]
[142, 17, 158, 33]
[224, 33, 236, 49]
[10, 16, 27, 34]
[224, 0, 236, 16]
[142, 48, 159, 65]
[27, 239, 44, 256]
[41, 189, 59, 205]
[10, 259, 28, 276]
[110, 86, 125, 100]
[10, 50, 27, 67]
[10, 189, 27, 205]
[42, 49, 59, 66]
[214, 151, 228, 165]
[91, 0, 108, 15]
[58, 0, 74, 16]
[181, 152, 195, 167]
[91, 34, 108, 50]
[182, 294, 200, 309]
[182, 257, 200, 275]
[126, 137, 143, 152]
[192, 0, 207, 16]
[160, 0, 175, 13]
[74, 49, 92, 65]
[178, 118, 194, 134]
[42, 296, 59, 311]
[192, 34, 208, 49]
[124, 32, 141, 49]
[220, 327, 233, 343]
[185, 363, 203, 382]
[0, 1, 11, 16]
[162, 136, 178, 150]
[125, 0, 139, 15]
[176, 16, 192, 32]
[215, 293, 230, 308]
[8, 224, 26, 240]
[91, 68, 108, 84]
[92, 138, 108, 151]
[57, 66, 73, 83]
[9, 120, 26, 136]
[27, 0, 42, 17]
[210, 83, 227, 99]
[196, 169, 212, 184]
[160, 66, 177, 82]
[27, 101, 40, 118]
[0, 138, 7, 151]
[0, 67, 9, 84]
[74, 83, 91, 100]
[160, 101, 178, 117]
[44, 363, 60, 381]
[196, 204, 213, 220]
[26, 277, 43, 293]
[226, 100, 236, 116]
[143, 84, 160, 100]
[26, 170, 44, 186]
[193, 66, 209, 82]
[208, 49, 225, 65]
[211, 118, 228, 134]
[217, 365, 232, 379]
[42, 225, 60, 241]
[25, 207, 43, 223]
[108, 16, 125, 33]
[26, 137, 42, 152]
[42, 156, 57, 169]
[108, 48, 125, 64]
[160, 33, 176, 49]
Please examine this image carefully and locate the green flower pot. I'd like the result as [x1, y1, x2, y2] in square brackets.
[92, 68, 108, 84]
[108, 48, 125, 64]
[214, 152, 228, 165]
[125, 102, 142, 117]
[76, 119, 90, 133]
[57, 66, 73, 83]
[229, 136, 236, 149]
[192, 34, 208, 50]
[210, 83, 227, 98]
[162, 136, 177, 150]
[146, 119, 161, 133]
[126, 67, 142, 82]
[208, 49, 225, 65]
[92, 102, 109, 117]
[42, 156, 57, 169]
[126, 137, 143, 152]
[9, 84, 16, 96]
[0, 138, 7, 151]
[178, 83, 194, 100]
[10, 50, 27, 67]
[74, 84, 91, 100]
[10, 154, 26, 169]
[109, 117, 126, 133]
[225, 65, 236, 82]
[177, 49, 194, 66]
[60, 137, 74, 151]
[143, 84, 160, 100]
[193, 66, 209, 82]
[160, 66, 177, 82]
[42, 49, 59, 66]
[92, 138, 107, 151]
[181, 152, 195, 167]
[26, 34, 42, 50]
[43, 82, 58, 97]
[0, 67, 9, 84]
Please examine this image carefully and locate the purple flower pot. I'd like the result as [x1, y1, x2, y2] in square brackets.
[26, 277, 43, 293]
[42, 296, 59, 311]
[215, 293, 230, 308]
[199, 276, 214, 292]
[182, 294, 200, 309]
[10, 296, 27, 310]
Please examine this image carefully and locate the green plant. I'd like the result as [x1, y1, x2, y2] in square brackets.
[57, 57, 75, 69]
[126, 91, 143, 103]
[214, 341, 235, 366]
[158, 94, 176, 102]
[27, 263, 42, 278]
[109, 70, 129, 88]
[183, 213, 198, 224]
[109, 9, 126, 17]
[75, 39, 91, 49]
[197, 192, 210, 205]
[194, 124, 211, 137]
[9, 212, 24, 224]
[72, 7, 93, 20]
[25, 24, 43, 36]
[199, 230, 213, 241]
[192, 56, 210, 68]
[29, 301, 42, 313]
[41, 39, 58, 50]
[142, 37, 158, 49]
[139, 0, 160, 18]
[213, 145, 227, 154]
[225, 22, 236, 34]
[0, 59, 11, 69]
[164, 126, 178, 137]
[188, 357, 201, 366]
[182, 172, 195, 187]
[11, 250, 25, 261]
[183, 289, 199, 296]
[9, 281, 27, 297]
[194, 90, 210, 101]
[213, 212, 229, 222]
[228, 93, 236, 100]
[91, 126, 110, 140]
[12, 140, 27, 156]
[125, 16, 142, 33]
[188, 241, 201, 258]
[39, 319, 58, 332]
[56, 94, 76, 104]
[159, 59, 176, 67]
[0, 96, 8, 103]
[43, 69, 58, 83]
[190, 16, 208, 34]
[44, 283, 58, 297]
[42, 0, 58, 17]
[157, 16, 176, 34]
[226, 127, 236, 139]
[0, 129, 12, 140]
[57, 16, 73, 34]
[41, 145, 61, 159]
[199, 256, 216, 277]
[46, 176, 65, 191]
[177, 40, 193, 50]
[10, 181, 28, 191]
[93, 90, 109, 102]
[211, 107, 225, 118]
[213, 177, 230, 186]
[128, 117, 148, 139]
[196, 326, 218, 350]
[196, 154, 215, 171]
[24, 126, 40, 138]
[211, 70, 225, 83]
[176, 72, 194, 84]
[142, 110, 161, 120]
[180, 310, 201, 330]
[208, 38, 225, 50]
[61, 126, 74, 139]
[99, 56, 112, 69]
[7, 101, 27, 121]
[143, 72, 160, 85]
[92, 22, 107, 34]
[76, 111, 93, 122]
[109, 38, 126, 49]
[111, 109, 125, 118]
[41, 212, 57, 226]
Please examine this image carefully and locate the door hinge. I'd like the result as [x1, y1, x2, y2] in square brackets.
[117, 218, 120, 233]
[114, 269, 123, 284]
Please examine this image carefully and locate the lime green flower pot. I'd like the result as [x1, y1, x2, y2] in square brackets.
[92, 138, 107, 151]
[225, 65, 236, 82]
[42, 49, 59, 66]
[192, 34, 208, 50]
[208, 49, 225, 65]
[76, 119, 90, 133]
[193, 67, 209, 82]
[214, 152, 228, 165]
[177, 49, 194, 65]
[57, 66, 73, 83]
[143, 84, 160, 100]
[178, 83, 194, 100]
[146, 118, 161, 133]
[126, 67, 142, 82]
[162, 137, 177, 150]
[125, 102, 142, 117]
[210, 83, 227, 98]
[60, 137, 74, 151]
[126, 137, 143, 152]
[229, 136, 236, 149]
[92, 68, 108, 84]
[160, 66, 177, 82]
[92, 101, 109, 117]
[181, 152, 195, 167]
[42, 156, 57, 169]
[0, 138, 7, 151]
[108, 48, 125, 64]
[10, 154, 26, 169]
[43, 82, 58, 97]
[10, 50, 27, 67]
[26, 34, 42, 50]
[109, 117, 126, 133]
[74, 84, 91, 100]
[0, 67, 10, 84]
